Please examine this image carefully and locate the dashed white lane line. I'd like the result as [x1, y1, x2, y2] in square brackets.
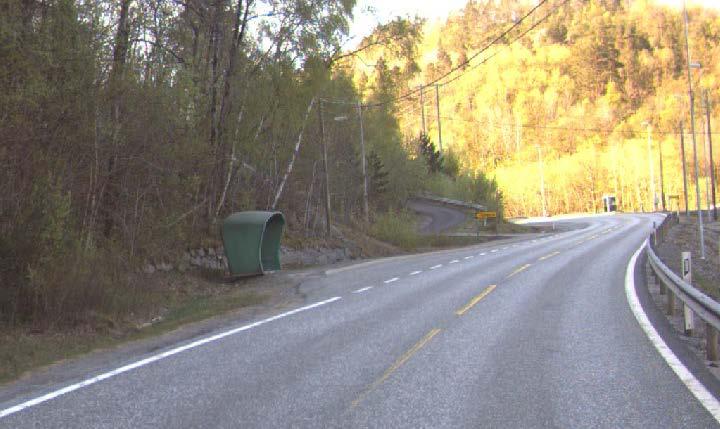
[625, 241, 720, 423]
[479, 252, 487, 256]
[384, 277, 399, 284]
[464, 256, 473, 260]
[352, 286, 373, 294]
[490, 249, 498, 253]
[430, 264, 443, 270]
[409, 270, 422, 276]
[532, 240, 537, 243]
[0, 296, 342, 420]
[449, 260, 459, 264]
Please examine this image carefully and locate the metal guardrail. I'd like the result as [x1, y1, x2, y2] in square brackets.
[413, 194, 487, 211]
[646, 213, 720, 360]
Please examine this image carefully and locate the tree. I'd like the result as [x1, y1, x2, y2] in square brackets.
[418, 133, 443, 173]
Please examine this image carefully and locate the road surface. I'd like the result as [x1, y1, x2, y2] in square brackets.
[1, 214, 720, 428]
[407, 198, 468, 234]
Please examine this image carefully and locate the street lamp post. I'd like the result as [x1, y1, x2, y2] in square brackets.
[537, 145, 547, 217]
[357, 101, 369, 224]
[334, 105, 370, 225]
[684, 0, 706, 258]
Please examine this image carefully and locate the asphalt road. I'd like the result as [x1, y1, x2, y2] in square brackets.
[407, 199, 468, 234]
[2, 213, 720, 428]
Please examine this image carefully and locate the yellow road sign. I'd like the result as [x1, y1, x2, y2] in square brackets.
[475, 211, 497, 219]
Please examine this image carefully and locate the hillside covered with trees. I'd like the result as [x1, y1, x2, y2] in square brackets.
[402, 0, 720, 216]
[371, 0, 720, 217]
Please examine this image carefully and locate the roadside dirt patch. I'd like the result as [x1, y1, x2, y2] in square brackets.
[655, 216, 720, 298]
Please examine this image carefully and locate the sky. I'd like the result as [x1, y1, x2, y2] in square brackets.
[346, 0, 720, 47]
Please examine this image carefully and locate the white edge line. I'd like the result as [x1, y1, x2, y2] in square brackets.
[0, 296, 342, 420]
[384, 277, 399, 284]
[430, 264, 442, 270]
[409, 270, 422, 276]
[625, 240, 720, 422]
[352, 286, 373, 294]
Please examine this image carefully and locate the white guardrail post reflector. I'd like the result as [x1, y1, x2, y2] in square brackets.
[682, 251, 694, 335]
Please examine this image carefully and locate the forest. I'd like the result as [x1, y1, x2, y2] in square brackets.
[1, 0, 719, 327]
[0, 0, 494, 326]
[376, 0, 720, 217]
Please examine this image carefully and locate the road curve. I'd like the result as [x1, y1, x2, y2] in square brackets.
[406, 198, 468, 234]
[1, 214, 719, 428]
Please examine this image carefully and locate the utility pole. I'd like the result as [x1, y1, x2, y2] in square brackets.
[704, 116, 711, 215]
[684, 0, 705, 259]
[318, 99, 331, 236]
[357, 101, 369, 224]
[644, 122, 657, 211]
[706, 91, 717, 220]
[419, 85, 426, 135]
[680, 121, 690, 217]
[435, 84, 443, 153]
[659, 138, 666, 211]
[537, 145, 547, 217]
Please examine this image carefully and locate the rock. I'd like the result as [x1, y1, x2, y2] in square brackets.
[143, 264, 156, 274]
[158, 262, 173, 272]
[198, 248, 205, 257]
[208, 247, 216, 256]
[301, 253, 316, 265]
[283, 252, 300, 266]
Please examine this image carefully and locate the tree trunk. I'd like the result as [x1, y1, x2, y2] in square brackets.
[100, 0, 132, 238]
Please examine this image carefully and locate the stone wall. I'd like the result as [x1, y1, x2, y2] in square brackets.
[142, 245, 353, 274]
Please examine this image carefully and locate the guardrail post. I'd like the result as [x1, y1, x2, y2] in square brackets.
[681, 252, 694, 335]
[667, 289, 676, 316]
[657, 271, 666, 295]
[653, 222, 657, 246]
[707, 323, 719, 361]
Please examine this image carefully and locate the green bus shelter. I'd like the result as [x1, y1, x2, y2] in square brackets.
[221, 211, 285, 276]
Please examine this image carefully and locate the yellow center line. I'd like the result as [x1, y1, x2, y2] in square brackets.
[455, 285, 497, 316]
[351, 328, 441, 408]
[538, 251, 560, 261]
[506, 263, 532, 279]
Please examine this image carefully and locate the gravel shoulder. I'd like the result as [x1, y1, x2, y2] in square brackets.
[655, 215, 720, 298]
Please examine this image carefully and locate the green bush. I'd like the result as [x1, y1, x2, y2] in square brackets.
[369, 210, 423, 250]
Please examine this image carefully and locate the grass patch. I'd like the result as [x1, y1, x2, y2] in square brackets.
[369, 210, 424, 250]
[0, 273, 266, 385]
[692, 273, 719, 300]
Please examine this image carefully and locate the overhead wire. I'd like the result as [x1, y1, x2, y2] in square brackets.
[360, 0, 553, 109]
[437, 0, 571, 88]
[400, 111, 720, 136]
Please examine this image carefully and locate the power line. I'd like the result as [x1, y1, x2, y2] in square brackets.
[437, 0, 571, 88]
[400, 111, 720, 136]
[361, 0, 553, 109]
